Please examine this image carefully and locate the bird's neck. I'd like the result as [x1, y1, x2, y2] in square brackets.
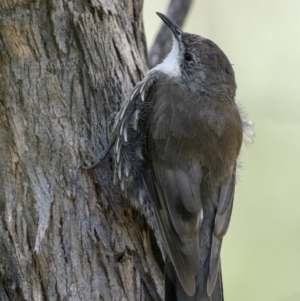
[151, 38, 181, 78]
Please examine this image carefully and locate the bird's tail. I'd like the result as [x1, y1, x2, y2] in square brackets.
[164, 257, 224, 301]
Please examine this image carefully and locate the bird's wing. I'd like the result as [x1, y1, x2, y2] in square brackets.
[143, 162, 203, 296]
[113, 73, 159, 209]
[207, 169, 236, 296]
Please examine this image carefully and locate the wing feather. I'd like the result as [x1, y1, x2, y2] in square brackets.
[143, 162, 203, 297]
[207, 169, 236, 296]
[159, 167, 202, 238]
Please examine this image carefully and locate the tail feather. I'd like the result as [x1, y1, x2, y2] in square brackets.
[164, 258, 224, 301]
[211, 268, 223, 301]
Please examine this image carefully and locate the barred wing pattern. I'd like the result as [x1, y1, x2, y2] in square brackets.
[113, 72, 159, 222]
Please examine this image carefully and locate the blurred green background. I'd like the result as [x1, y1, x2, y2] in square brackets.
[144, 1, 300, 300]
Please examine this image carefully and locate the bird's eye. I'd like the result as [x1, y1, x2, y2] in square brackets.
[184, 52, 193, 61]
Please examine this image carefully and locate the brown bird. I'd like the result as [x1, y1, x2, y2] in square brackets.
[111, 13, 253, 301]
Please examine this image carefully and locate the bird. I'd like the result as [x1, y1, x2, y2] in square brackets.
[109, 12, 253, 301]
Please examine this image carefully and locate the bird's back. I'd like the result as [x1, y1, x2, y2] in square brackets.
[146, 75, 243, 184]
[139, 73, 243, 300]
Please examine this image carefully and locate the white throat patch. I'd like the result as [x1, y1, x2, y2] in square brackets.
[152, 38, 181, 77]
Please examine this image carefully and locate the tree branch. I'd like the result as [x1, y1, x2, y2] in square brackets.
[147, 0, 194, 68]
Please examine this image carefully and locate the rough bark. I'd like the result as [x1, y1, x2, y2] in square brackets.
[0, 0, 164, 300]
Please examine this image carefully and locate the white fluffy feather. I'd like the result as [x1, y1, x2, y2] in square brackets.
[235, 99, 254, 144]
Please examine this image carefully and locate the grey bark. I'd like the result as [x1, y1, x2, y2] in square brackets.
[148, 0, 194, 68]
[0, 1, 164, 300]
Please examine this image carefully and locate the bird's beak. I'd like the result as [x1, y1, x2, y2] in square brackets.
[156, 12, 183, 41]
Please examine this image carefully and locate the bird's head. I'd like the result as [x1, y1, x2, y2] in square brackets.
[154, 13, 236, 97]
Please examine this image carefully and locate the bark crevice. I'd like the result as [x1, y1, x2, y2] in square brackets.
[0, 1, 162, 300]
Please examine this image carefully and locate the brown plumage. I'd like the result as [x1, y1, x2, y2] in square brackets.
[112, 13, 253, 301]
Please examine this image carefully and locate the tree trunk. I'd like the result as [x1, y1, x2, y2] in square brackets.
[0, 1, 164, 300]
